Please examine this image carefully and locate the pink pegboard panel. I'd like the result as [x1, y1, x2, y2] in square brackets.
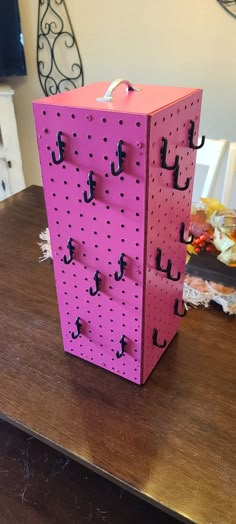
[142, 92, 203, 382]
[33, 81, 204, 384]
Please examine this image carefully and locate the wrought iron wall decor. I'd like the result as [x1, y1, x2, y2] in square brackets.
[216, 0, 236, 18]
[37, 0, 84, 96]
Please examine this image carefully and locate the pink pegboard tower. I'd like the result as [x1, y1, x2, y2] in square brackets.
[33, 79, 205, 385]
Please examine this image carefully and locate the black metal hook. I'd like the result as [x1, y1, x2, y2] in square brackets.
[152, 328, 167, 349]
[174, 299, 187, 317]
[84, 171, 96, 203]
[173, 165, 191, 191]
[180, 222, 194, 245]
[156, 248, 181, 281]
[89, 270, 101, 296]
[63, 238, 75, 265]
[155, 248, 168, 273]
[166, 259, 181, 282]
[160, 137, 179, 170]
[51, 131, 65, 165]
[188, 120, 205, 150]
[114, 253, 127, 281]
[116, 334, 127, 358]
[71, 317, 82, 339]
[110, 140, 126, 176]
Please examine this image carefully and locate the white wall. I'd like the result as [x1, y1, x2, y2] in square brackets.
[4, 0, 236, 194]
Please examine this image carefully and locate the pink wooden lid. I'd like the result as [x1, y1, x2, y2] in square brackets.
[33, 81, 201, 115]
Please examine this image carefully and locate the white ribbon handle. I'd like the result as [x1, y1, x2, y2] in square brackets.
[96, 78, 139, 103]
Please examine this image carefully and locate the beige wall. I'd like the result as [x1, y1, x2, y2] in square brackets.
[4, 0, 236, 187]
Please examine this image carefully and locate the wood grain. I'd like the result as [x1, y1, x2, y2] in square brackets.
[0, 186, 236, 524]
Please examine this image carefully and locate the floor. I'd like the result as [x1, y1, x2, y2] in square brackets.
[0, 420, 179, 524]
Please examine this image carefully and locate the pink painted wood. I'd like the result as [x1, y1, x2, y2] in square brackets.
[33, 81, 203, 384]
[142, 92, 202, 382]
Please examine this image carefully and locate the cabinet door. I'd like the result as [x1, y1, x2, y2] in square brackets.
[0, 159, 11, 201]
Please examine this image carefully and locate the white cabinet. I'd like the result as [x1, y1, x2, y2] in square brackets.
[0, 159, 11, 201]
[0, 85, 25, 202]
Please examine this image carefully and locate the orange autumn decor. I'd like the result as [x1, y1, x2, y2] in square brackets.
[188, 199, 236, 267]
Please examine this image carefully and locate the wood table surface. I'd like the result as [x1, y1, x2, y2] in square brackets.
[0, 186, 235, 524]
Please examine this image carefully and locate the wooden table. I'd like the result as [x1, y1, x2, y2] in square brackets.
[0, 186, 235, 524]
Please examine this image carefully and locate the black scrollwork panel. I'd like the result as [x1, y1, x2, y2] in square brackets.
[216, 0, 236, 18]
[37, 0, 84, 97]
